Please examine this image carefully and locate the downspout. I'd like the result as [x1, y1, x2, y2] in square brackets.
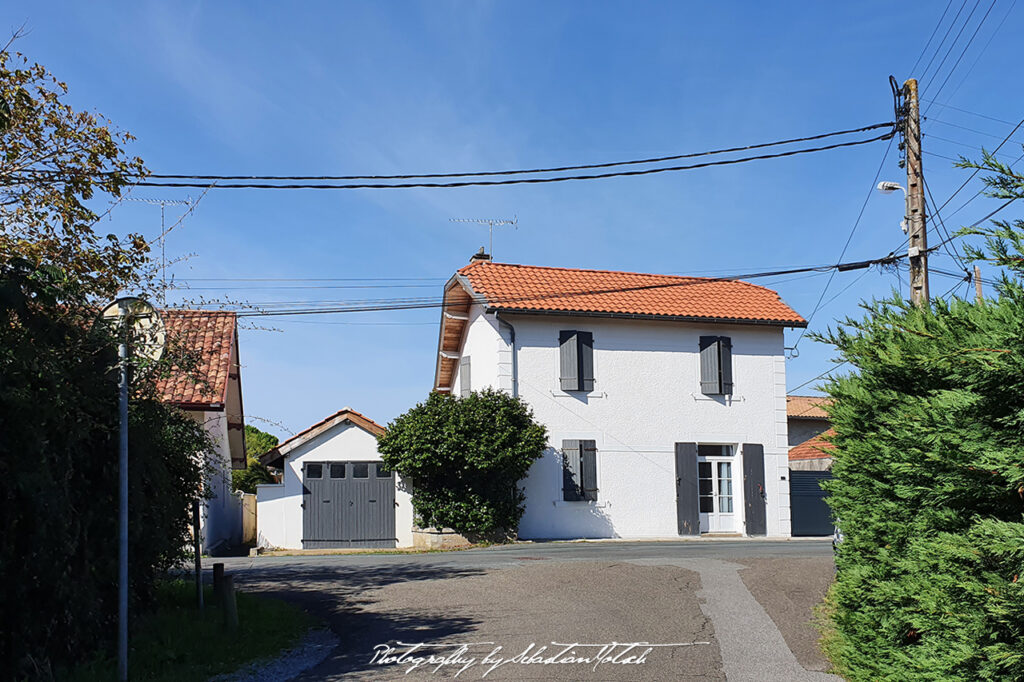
[494, 311, 518, 399]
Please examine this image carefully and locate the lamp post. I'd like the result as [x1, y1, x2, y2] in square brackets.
[98, 298, 165, 682]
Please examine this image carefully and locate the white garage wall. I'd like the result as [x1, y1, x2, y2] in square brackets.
[256, 420, 413, 549]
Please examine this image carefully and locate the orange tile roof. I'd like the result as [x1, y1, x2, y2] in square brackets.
[787, 395, 832, 419]
[156, 310, 237, 408]
[789, 429, 836, 461]
[457, 261, 806, 326]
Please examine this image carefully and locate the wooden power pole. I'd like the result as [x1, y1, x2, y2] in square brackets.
[903, 78, 929, 305]
[974, 265, 984, 302]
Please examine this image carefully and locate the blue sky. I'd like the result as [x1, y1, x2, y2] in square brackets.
[17, 2, 1024, 438]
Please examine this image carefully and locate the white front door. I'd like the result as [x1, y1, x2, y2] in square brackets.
[698, 446, 736, 533]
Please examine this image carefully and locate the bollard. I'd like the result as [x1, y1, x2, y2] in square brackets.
[212, 563, 224, 603]
[222, 575, 239, 632]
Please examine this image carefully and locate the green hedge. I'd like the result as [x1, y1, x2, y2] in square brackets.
[819, 288, 1024, 680]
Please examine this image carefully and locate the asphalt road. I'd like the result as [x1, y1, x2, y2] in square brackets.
[220, 540, 839, 681]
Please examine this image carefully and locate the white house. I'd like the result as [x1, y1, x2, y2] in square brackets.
[256, 408, 414, 549]
[157, 310, 246, 554]
[433, 254, 807, 539]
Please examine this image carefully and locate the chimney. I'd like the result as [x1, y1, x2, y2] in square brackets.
[470, 247, 491, 263]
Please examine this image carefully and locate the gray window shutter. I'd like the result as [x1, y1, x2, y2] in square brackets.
[719, 337, 733, 394]
[459, 356, 471, 397]
[561, 439, 582, 501]
[578, 332, 594, 392]
[675, 443, 699, 535]
[742, 443, 767, 536]
[699, 336, 720, 394]
[559, 330, 579, 391]
[580, 440, 598, 501]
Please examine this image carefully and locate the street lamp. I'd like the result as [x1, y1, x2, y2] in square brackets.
[97, 298, 165, 682]
[877, 181, 909, 233]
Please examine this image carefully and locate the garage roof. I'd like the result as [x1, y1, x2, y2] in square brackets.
[261, 408, 385, 467]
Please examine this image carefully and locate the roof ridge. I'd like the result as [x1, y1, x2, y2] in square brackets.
[461, 260, 716, 282]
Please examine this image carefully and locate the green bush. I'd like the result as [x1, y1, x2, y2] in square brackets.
[232, 425, 279, 494]
[818, 186, 1024, 679]
[0, 261, 211, 678]
[377, 388, 547, 536]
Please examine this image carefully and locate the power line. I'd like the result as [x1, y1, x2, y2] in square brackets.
[920, 100, 1015, 126]
[791, 361, 852, 393]
[927, 118, 1024, 146]
[24, 122, 890, 184]
[920, 0, 972, 84]
[909, 0, 957, 77]
[103, 131, 894, 190]
[924, 0, 997, 111]
[217, 252, 907, 318]
[931, 119, 1024, 217]
[939, 0, 1018, 103]
[790, 134, 897, 352]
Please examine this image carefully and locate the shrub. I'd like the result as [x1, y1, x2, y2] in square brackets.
[377, 389, 547, 536]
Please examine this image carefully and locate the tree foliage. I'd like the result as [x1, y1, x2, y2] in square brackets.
[817, 158, 1024, 680]
[377, 389, 547, 537]
[0, 260, 212, 678]
[232, 425, 279, 494]
[0, 49, 148, 299]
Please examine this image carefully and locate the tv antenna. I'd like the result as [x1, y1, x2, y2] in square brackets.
[450, 216, 517, 258]
[126, 197, 192, 304]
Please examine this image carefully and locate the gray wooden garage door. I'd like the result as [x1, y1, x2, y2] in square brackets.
[790, 470, 833, 536]
[302, 461, 396, 548]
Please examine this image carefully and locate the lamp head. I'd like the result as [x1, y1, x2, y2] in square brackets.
[877, 181, 905, 194]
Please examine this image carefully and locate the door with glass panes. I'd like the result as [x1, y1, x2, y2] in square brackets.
[697, 445, 736, 533]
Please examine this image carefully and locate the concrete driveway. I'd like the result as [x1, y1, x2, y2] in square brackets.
[220, 540, 839, 681]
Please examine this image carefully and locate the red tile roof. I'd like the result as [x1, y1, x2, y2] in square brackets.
[156, 310, 237, 408]
[787, 395, 832, 419]
[457, 261, 806, 326]
[789, 429, 836, 461]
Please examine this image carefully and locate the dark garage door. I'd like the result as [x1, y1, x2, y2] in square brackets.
[302, 461, 396, 549]
[790, 470, 834, 536]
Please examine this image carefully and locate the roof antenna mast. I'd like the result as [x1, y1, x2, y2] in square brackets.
[450, 216, 517, 259]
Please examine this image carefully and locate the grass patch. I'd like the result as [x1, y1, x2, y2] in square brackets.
[65, 580, 313, 681]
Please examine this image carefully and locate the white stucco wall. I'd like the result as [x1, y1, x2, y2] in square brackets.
[454, 306, 793, 539]
[256, 420, 413, 549]
[192, 410, 242, 553]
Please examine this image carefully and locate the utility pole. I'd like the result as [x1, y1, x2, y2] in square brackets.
[902, 78, 929, 305]
[974, 265, 983, 302]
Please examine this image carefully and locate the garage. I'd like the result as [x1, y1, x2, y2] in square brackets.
[302, 460, 396, 548]
[255, 408, 414, 550]
[789, 470, 833, 536]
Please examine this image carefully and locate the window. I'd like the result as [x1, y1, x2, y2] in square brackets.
[558, 330, 594, 392]
[459, 356, 471, 398]
[329, 463, 345, 479]
[305, 463, 323, 479]
[375, 463, 392, 478]
[698, 461, 713, 512]
[352, 463, 369, 478]
[561, 439, 598, 501]
[699, 336, 733, 395]
[717, 461, 734, 513]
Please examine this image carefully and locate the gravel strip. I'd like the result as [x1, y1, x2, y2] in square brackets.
[212, 628, 339, 682]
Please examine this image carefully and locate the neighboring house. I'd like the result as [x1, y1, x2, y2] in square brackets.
[786, 395, 835, 536]
[256, 408, 414, 549]
[433, 254, 807, 539]
[156, 310, 246, 554]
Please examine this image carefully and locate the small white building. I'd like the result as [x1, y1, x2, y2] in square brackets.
[433, 255, 807, 539]
[157, 310, 246, 554]
[256, 408, 414, 549]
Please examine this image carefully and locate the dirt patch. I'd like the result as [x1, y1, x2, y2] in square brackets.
[736, 556, 834, 672]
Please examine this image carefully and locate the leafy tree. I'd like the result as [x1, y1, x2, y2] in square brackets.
[377, 389, 547, 537]
[816, 155, 1024, 680]
[1, 48, 149, 299]
[232, 425, 279, 493]
[0, 259, 211, 677]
